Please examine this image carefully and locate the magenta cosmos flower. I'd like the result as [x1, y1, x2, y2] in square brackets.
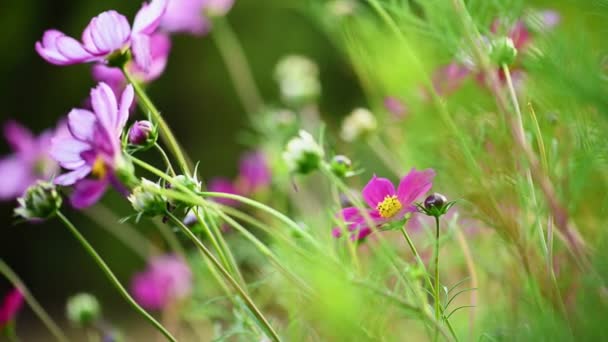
[160, 0, 235, 35]
[51, 82, 134, 208]
[333, 168, 435, 240]
[0, 288, 24, 327]
[0, 121, 64, 200]
[431, 9, 560, 96]
[36, 0, 167, 71]
[236, 150, 271, 195]
[131, 254, 192, 310]
[92, 33, 171, 97]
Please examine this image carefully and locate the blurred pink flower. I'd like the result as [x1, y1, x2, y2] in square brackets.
[0, 288, 24, 327]
[383, 96, 408, 119]
[160, 0, 235, 35]
[131, 255, 192, 310]
[208, 177, 240, 206]
[236, 150, 271, 195]
[36, 0, 168, 72]
[0, 120, 63, 200]
[333, 168, 435, 240]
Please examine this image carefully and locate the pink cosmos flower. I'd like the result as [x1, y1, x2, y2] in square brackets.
[131, 254, 192, 310]
[92, 33, 171, 98]
[431, 9, 560, 96]
[51, 82, 134, 208]
[208, 177, 240, 206]
[236, 150, 271, 195]
[35, 0, 168, 72]
[333, 168, 435, 240]
[0, 288, 24, 327]
[0, 121, 64, 200]
[160, 0, 235, 35]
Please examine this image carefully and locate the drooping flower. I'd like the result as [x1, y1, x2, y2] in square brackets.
[0, 288, 24, 327]
[160, 0, 235, 36]
[236, 150, 271, 195]
[92, 33, 171, 97]
[130, 254, 192, 310]
[35, 0, 168, 71]
[431, 9, 560, 96]
[0, 120, 63, 200]
[51, 82, 134, 208]
[333, 168, 435, 240]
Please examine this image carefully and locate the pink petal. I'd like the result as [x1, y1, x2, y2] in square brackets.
[67, 109, 97, 142]
[84, 11, 131, 55]
[117, 85, 134, 132]
[131, 34, 151, 72]
[70, 179, 108, 208]
[0, 289, 24, 325]
[361, 175, 396, 208]
[432, 62, 471, 96]
[133, 0, 168, 35]
[539, 10, 560, 29]
[90, 82, 119, 134]
[3, 120, 35, 153]
[35, 30, 74, 65]
[0, 156, 32, 199]
[50, 136, 90, 169]
[160, 0, 209, 35]
[91, 64, 126, 96]
[55, 166, 92, 186]
[396, 168, 435, 207]
[55, 36, 96, 62]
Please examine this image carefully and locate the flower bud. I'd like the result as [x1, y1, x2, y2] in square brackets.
[330, 155, 352, 178]
[421, 193, 453, 217]
[168, 174, 201, 208]
[340, 108, 377, 142]
[128, 179, 166, 217]
[14, 181, 62, 220]
[274, 55, 321, 106]
[283, 130, 324, 175]
[66, 293, 101, 327]
[489, 37, 517, 66]
[128, 120, 156, 147]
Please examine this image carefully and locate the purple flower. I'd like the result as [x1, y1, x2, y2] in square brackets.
[236, 150, 271, 195]
[430, 62, 472, 97]
[92, 33, 171, 97]
[383, 96, 408, 119]
[0, 288, 24, 327]
[208, 177, 239, 206]
[333, 168, 435, 240]
[51, 82, 134, 208]
[131, 254, 192, 310]
[0, 121, 63, 200]
[160, 0, 235, 35]
[36, 0, 168, 71]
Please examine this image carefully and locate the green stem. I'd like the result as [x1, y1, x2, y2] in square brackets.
[165, 212, 281, 342]
[0, 259, 69, 342]
[212, 17, 264, 117]
[56, 212, 176, 342]
[154, 143, 176, 177]
[399, 225, 434, 293]
[121, 68, 191, 176]
[434, 216, 441, 342]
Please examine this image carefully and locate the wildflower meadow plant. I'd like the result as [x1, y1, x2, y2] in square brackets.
[3, 1, 608, 341]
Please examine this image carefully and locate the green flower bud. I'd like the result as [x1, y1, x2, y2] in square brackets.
[14, 181, 62, 221]
[330, 155, 352, 178]
[128, 179, 166, 217]
[283, 130, 324, 175]
[66, 293, 101, 327]
[489, 37, 518, 66]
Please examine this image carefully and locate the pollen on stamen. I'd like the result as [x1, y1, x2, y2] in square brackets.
[377, 195, 403, 218]
[91, 157, 107, 179]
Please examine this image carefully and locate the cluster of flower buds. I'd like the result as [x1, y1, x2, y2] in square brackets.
[274, 55, 321, 106]
[283, 130, 324, 175]
[128, 179, 167, 217]
[66, 293, 101, 327]
[340, 108, 377, 142]
[14, 181, 62, 221]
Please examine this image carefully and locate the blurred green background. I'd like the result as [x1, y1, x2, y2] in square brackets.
[0, 0, 363, 330]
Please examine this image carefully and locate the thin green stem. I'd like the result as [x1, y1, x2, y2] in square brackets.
[121, 67, 191, 175]
[154, 143, 176, 177]
[0, 259, 69, 342]
[165, 212, 281, 342]
[434, 216, 441, 342]
[399, 225, 434, 292]
[212, 17, 264, 117]
[56, 212, 176, 342]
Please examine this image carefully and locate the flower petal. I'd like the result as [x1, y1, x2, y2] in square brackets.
[133, 0, 168, 35]
[55, 36, 96, 62]
[35, 30, 84, 65]
[117, 85, 134, 132]
[131, 34, 151, 72]
[0, 156, 32, 199]
[396, 168, 435, 206]
[67, 109, 97, 142]
[50, 136, 90, 169]
[160, 0, 209, 35]
[83, 11, 131, 55]
[361, 175, 396, 208]
[70, 179, 108, 208]
[3, 120, 35, 153]
[90, 82, 119, 134]
[54, 165, 91, 186]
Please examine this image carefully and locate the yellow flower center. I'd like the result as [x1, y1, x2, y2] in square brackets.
[376, 195, 403, 218]
[91, 157, 107, 179]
